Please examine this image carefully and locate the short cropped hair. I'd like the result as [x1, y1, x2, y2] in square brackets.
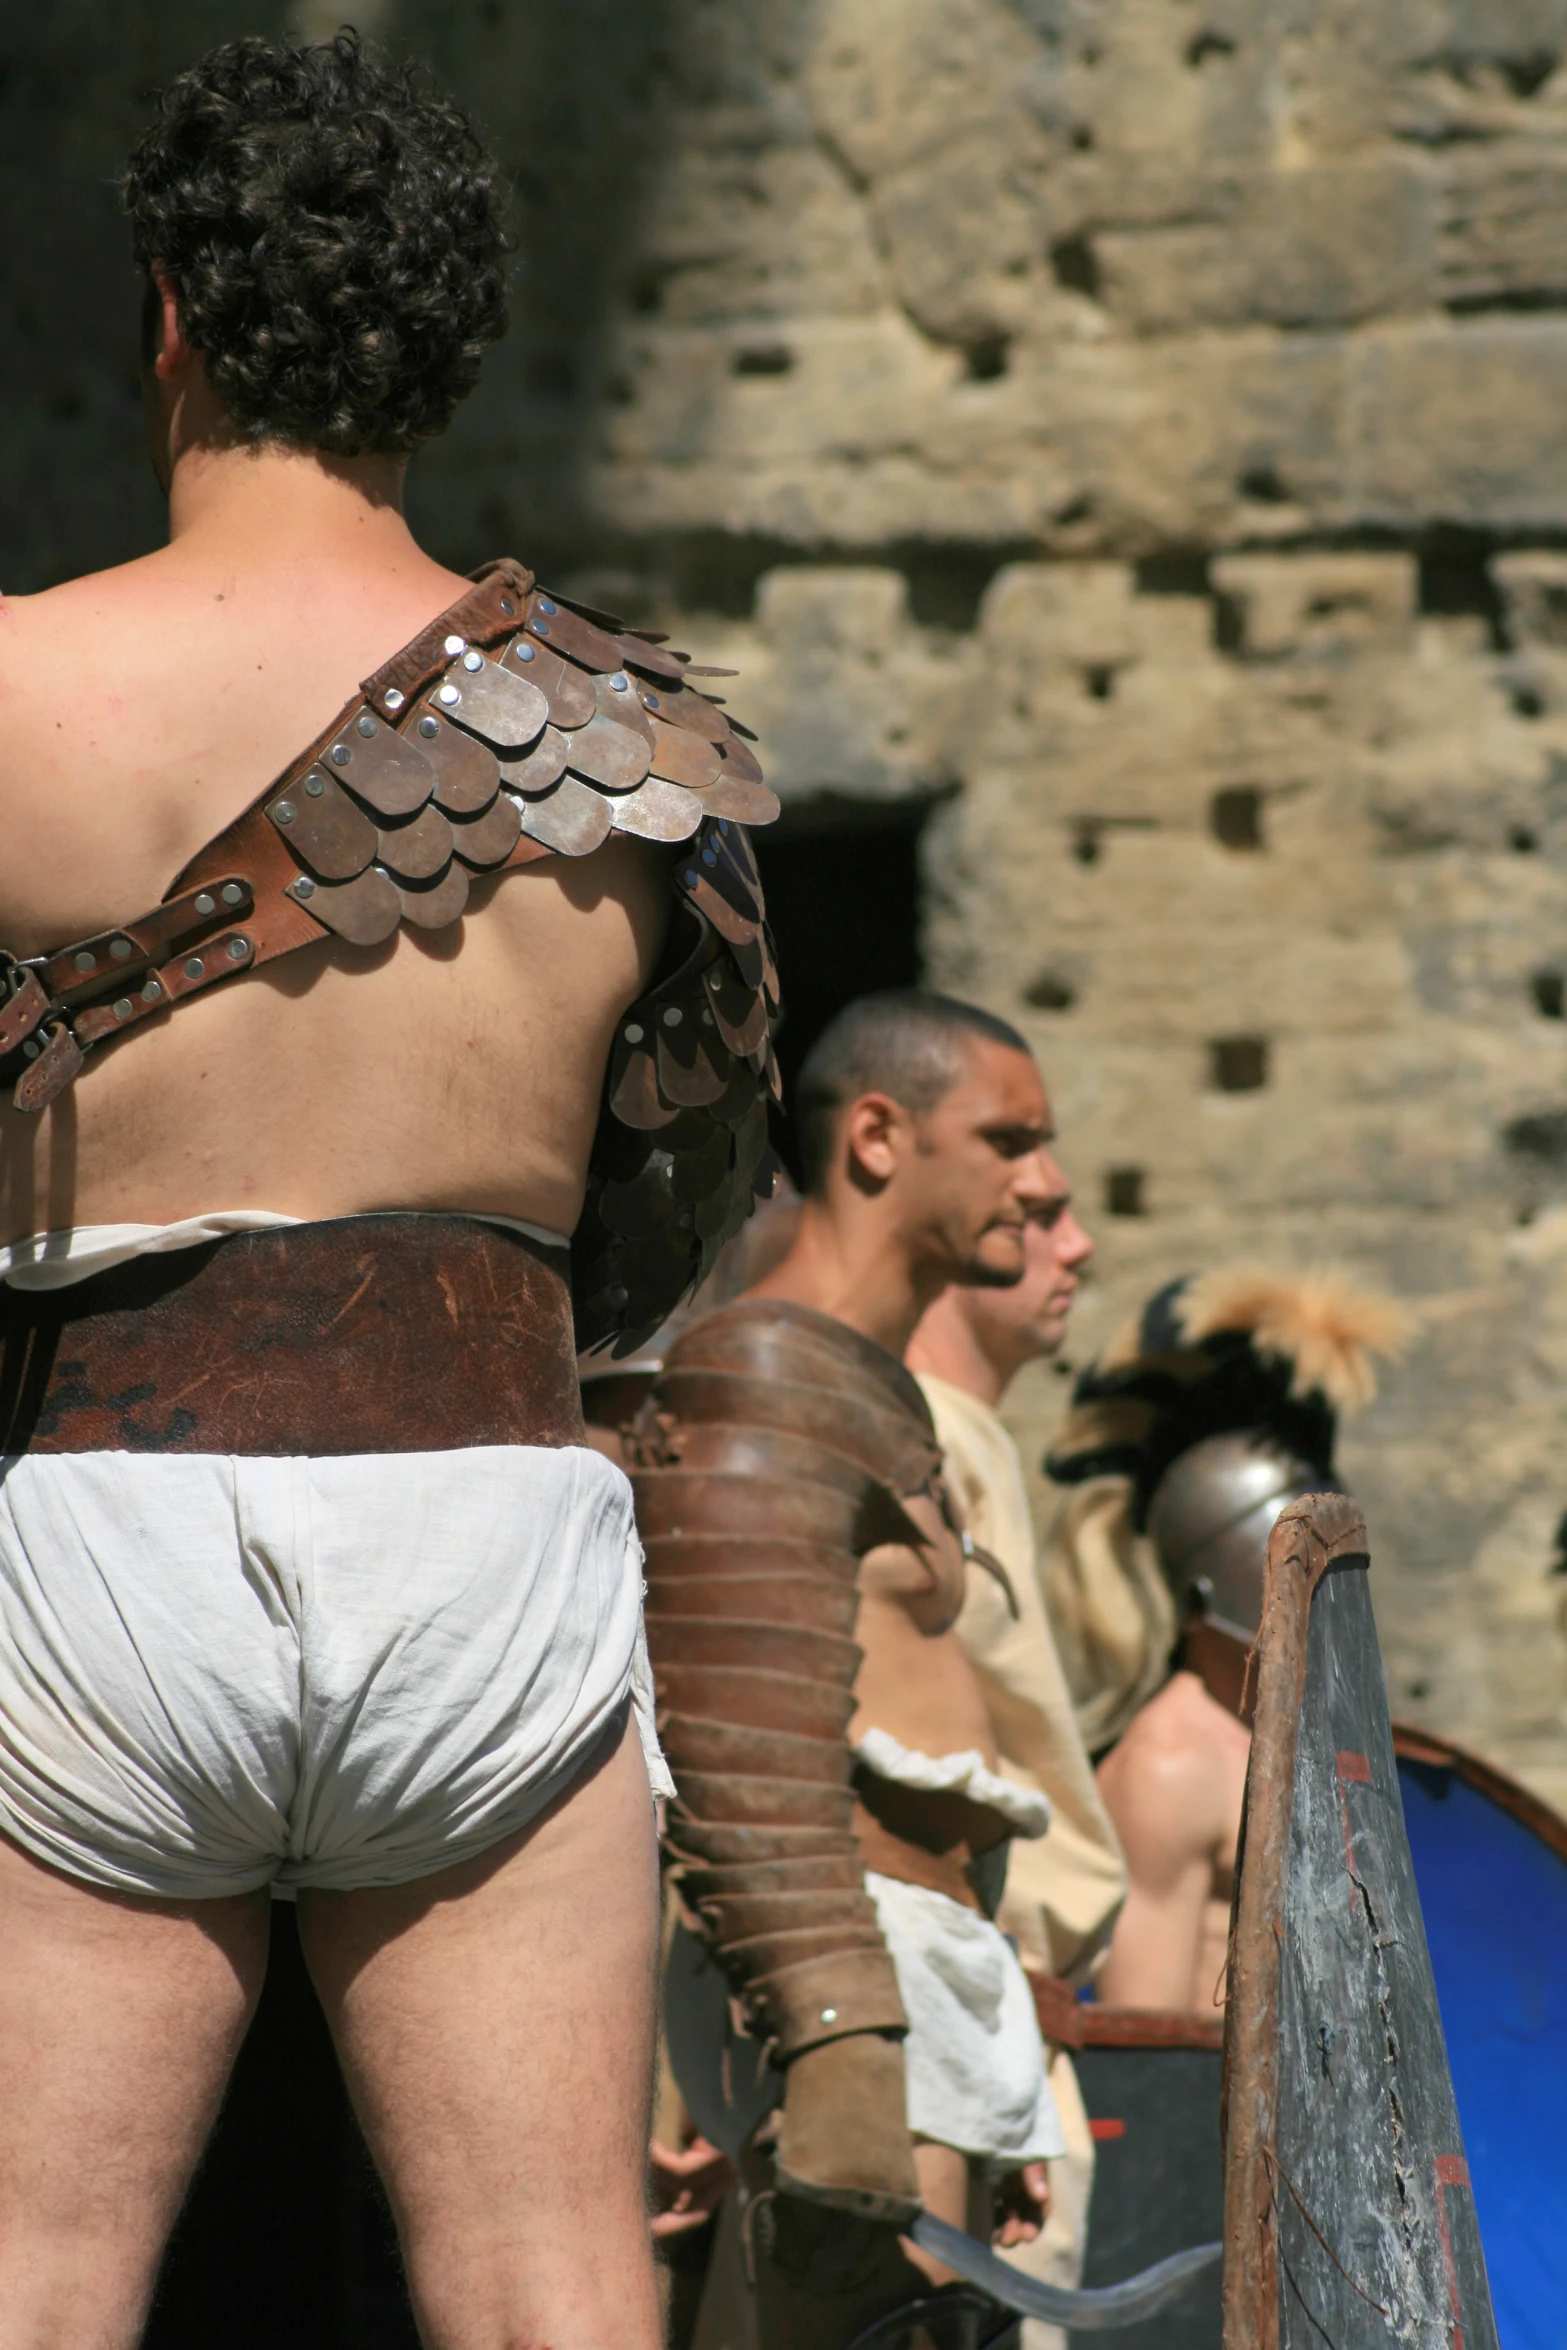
[123, 31, 509, 456]
[795, 990, 1031, 1195]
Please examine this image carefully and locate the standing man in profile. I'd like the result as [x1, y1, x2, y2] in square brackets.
[907, 1197, 1127, 2343]
[636, 992, 1074, 2349]
[0, 31, 779, 2350]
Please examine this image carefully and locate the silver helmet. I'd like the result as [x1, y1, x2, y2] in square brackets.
[1145, 1429, 1333, 1643]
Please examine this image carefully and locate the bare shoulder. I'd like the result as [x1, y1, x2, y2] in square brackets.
[1099, 1671, 1250, 1828]
[0, 551, 170, 693]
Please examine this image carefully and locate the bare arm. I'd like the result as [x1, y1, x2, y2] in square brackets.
[1093, 1675, 1248, 2012]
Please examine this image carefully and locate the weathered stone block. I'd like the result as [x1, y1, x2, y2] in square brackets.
[1349, 317, 1567, 528]
[1097, 159, 1435, 335]
[1211, 553, 1418, 659]
[1495, 551, 1567, 648]
[1437, 141, 1567, 310]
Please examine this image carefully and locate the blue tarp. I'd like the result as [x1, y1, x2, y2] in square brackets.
[1399, 1755, 1567, 2350]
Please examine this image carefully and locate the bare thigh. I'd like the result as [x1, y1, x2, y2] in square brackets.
[298, 1711, 663, 2350]
[0, 1829, 269, 2349]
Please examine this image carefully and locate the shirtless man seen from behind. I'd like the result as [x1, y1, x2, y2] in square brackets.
[0, 33, 779, 2350]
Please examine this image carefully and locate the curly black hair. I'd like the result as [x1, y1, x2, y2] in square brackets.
[123, 30, 509, 456]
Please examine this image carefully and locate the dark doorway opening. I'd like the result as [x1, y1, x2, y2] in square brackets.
[751, 801, 932, 1186]
[145, 1907, 418, 2350]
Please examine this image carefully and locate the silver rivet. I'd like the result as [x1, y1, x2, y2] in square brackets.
[141, 979, 161, 1002]
[73, 949, 96, 972]
[185, 957, 205, 981]
[718, 820, 730, 834]
[384, 688, 405, 712]
[293, 877, 316, 900]
[194, 893, 216, 917]
[624, 1023, 645, 1043]
[357, 713, 378, 737]
[644, 692, 661, 710]
[539, 598, 557, 616]
[438, 684, 460, 706]
[702, 848, 717, 865]
[419, 715, 440, 738]
[113, 998, 133, 1021]
[663, 1008, 682, 1028]
[227, 936, 250, 962]
[683, 869, 699, 885]
[462, 649, 484, 672]
[305, 774, 325, 797]
[514, 641, 536, 662]
[532, 618, 551, 638]
[22, 1037, 39, 1057]
[331, 745, 351, 767]
[220, 882, 245, 906]
[110, 938, 133, 961]
[820, 2008, 837, 2025]
[702, 1008, 715, 1025]
[610, 672, 629, 691]
[501, 597, 515, 616]
[274, 801, 295, 825]
[444, 634, 467, 656]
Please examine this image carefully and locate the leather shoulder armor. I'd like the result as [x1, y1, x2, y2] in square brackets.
[0, 558, 781, 1353]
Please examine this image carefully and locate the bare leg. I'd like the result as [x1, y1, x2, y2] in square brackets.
[298, 1712, 662, 2350]
[0, 1830, 269, 2348]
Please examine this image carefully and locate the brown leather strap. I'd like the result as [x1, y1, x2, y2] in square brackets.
[850, 1770, 1014, 1916]
[0, 1214, 582, 1456]
[1031, 1971, 1085, 2049]
[0, 567, 546, 1111]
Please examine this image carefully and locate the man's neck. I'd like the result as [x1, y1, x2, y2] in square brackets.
[747, 1195, 940, 1360]
[904, 1306, 1008, 1411]
[164, 434, 421, 572]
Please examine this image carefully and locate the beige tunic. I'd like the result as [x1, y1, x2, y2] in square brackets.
[917, 1373, 1126, 1981]
[918, 1374, 1129, 2344]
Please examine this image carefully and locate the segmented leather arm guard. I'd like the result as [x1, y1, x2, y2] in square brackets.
[631, 1297, 949, 2221]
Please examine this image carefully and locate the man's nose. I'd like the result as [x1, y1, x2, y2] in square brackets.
[1058, 1209, 1095, 1271]
[1013, 1148, 1057, 1207]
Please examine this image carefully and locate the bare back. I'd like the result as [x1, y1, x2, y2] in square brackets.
[0, 517, 667, 1247]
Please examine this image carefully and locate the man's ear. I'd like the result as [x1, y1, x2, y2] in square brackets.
[150, 269, 187, 382]
[842, 1091, 907, 1191]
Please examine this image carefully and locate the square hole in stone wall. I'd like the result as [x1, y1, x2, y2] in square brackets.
[1211, 787, 1263, 849]
[1210, 1036, 1269, 1091]
[1104, 1166, 1146, 1216]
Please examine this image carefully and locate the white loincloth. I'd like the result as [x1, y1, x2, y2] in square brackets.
[852, 1730, 1060, 2165]
[865, 1870, 1065, 2165]
[0, 1442, 672, 1900]
[0, 1207, 572, 1290]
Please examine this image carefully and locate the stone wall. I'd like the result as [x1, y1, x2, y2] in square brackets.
[7, 0, 1567, 1799]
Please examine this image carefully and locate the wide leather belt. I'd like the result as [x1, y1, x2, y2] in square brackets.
[0, 1214, 584, 1456]
[851, 1766, 1013, 1917]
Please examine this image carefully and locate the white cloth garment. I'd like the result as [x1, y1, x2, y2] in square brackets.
[0, 1443, 671, 1900]
[0, 1208, 572, 1291]
[853, 1723, 1051, 1840]
[865, 1869, 1065, 2165]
